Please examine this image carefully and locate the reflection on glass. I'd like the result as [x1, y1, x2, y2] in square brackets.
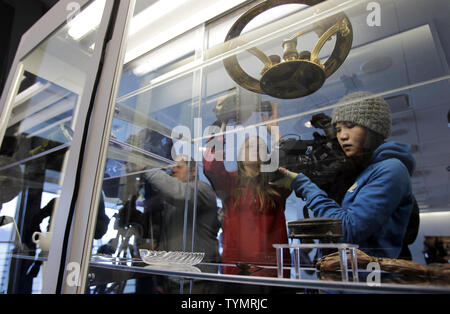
[87, 0, 450, 294]
[200, 86, 293, 284]
[88, 0, 226, 294]
[3, 72, 76, 161]
[90, 70, 224, 293]
[0, 0, 107, 294]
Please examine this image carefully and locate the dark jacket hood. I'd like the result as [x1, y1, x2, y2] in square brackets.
[370, 141, 416, 175]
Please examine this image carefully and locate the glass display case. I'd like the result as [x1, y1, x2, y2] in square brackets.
[0, 0, 449, 294]
[0, 0, 114, 293]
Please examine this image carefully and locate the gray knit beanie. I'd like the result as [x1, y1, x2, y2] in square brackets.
[331, 91, 392, 139]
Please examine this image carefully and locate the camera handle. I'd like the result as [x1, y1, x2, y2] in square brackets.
[302, 205, 310, 219]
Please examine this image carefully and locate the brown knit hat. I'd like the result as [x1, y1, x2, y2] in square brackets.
[331, 91, 392, 139]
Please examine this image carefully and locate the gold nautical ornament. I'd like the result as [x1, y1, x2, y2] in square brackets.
[223, 0, 353, 99]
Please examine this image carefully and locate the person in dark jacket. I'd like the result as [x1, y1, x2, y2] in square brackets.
[144, 155, 221, 264]
[278, 91, 416, 258]
[144, 155, 221, 293]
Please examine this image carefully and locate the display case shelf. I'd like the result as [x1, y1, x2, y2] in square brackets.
[107, 137, 175, 171]
[88, 259, 450, 294]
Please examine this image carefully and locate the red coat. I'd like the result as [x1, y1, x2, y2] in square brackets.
[203, 137, 291, 276]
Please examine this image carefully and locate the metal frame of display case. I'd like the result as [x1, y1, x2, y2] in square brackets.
[1, 0, 450, 294]
[0, 0, 117, 294]
[55, 0, 136, 294]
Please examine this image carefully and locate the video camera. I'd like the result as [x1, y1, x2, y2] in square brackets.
[270, 113, 347, 188]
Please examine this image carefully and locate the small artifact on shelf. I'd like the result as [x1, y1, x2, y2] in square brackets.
[316, 249, 450, 278]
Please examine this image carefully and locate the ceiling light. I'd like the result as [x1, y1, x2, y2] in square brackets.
[132, 39, 194, 76]
[68, 0, 106, 40]
[243, 4, 308, 34]
[128, 0, 189, 37]
[124, 0, 249, 63]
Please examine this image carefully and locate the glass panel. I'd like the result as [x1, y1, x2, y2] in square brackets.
[87, 0, 450, 294]
[0, 0, 107, 294]
[199, 0, 450, 290]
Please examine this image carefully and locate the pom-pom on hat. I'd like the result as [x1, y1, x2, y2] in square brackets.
[331, 91, 392, 139]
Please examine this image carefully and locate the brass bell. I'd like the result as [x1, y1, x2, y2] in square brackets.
[223, 0, 353, 99]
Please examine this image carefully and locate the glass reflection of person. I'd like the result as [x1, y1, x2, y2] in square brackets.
[277, 91, 416, 259]
[203, 97, 291, 277]
[144, 155, 221, 264]
[144, 155, 221, 293]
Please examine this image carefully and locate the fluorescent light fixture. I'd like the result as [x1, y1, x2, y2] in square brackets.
[128, 0, 189, 37]
[146, 58, 202, 86]
[420, 211, 450, 217]
[242, 4, 308, 34]
[68, 0, 106, 41]
[132, 36, 195, 76]
[133, 50, 189, 76]
[124, 0, 249, 64]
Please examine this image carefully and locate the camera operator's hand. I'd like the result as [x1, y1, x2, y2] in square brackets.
[278, 167, 298, 179]
[270, 167, 298, 190]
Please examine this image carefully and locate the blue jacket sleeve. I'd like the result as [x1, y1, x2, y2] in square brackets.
[291, 160, 411, 244]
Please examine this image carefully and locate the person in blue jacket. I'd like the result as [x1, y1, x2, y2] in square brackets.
[278, 91, 416, 258]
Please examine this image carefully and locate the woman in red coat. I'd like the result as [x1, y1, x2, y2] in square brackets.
[203, 99, 291, 277]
